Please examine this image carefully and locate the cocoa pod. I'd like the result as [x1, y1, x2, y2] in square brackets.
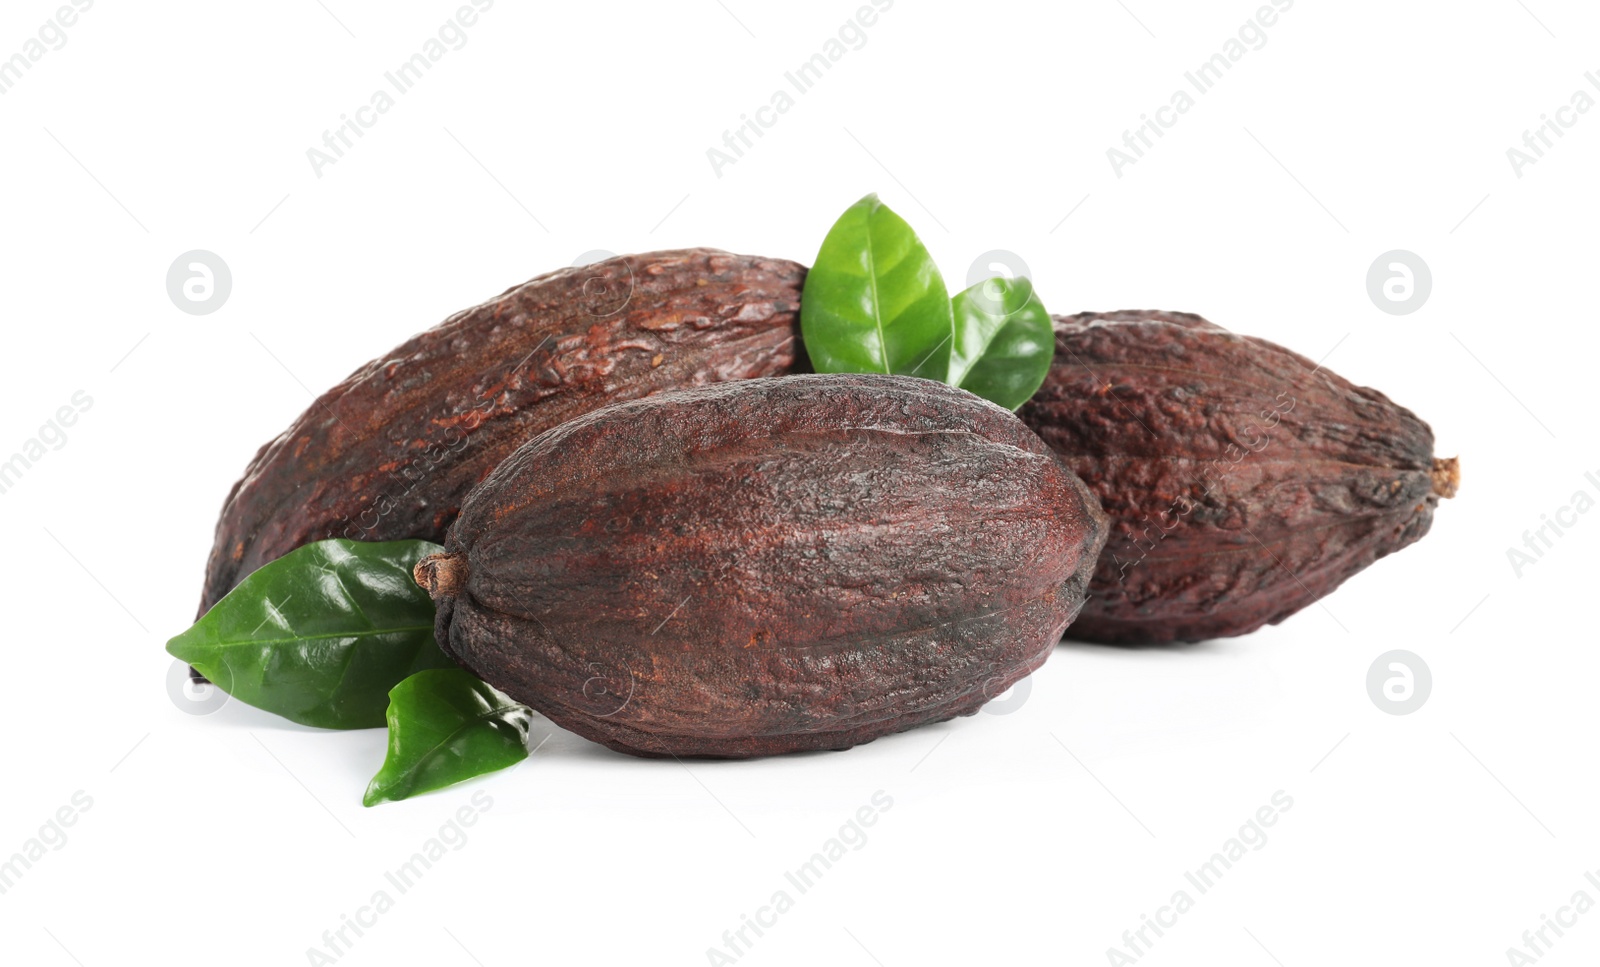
[416, 374, 1108, 758]
[199, 249, 804, 617]
[1018, 310, 1458, 644]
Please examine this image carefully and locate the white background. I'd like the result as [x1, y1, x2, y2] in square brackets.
[1, 1, 1595, 964]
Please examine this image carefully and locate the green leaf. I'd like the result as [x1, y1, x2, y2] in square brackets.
[363, 669, 532, 807]
[800, 194, 954, 380]
[948, 275, 1055, 410]
[166, 539, 455, 730]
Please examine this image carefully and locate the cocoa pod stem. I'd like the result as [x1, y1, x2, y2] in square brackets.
[414, 554, 467, 600]
[1431, 457, 1461, 499]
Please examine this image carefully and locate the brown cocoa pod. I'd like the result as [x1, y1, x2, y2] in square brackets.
[198, 249, 804, 617]
[415, 374, 1109, 758]
[1018, 310, 1458, 644]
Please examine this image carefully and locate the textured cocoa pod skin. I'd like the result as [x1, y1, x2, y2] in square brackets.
[198, 249, 804, 617]
[1018, 310, 1458, 644]
[418, 374, 1108, 758]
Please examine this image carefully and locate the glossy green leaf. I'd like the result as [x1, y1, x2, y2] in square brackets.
[364, 669, 532, 807]
[948, 275, 1055, 410]
[166, 539, 455, 730]
[800, 194, 954, 380]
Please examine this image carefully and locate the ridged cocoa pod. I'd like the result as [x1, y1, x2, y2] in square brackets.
[1018, 310, 1458, 644]
[198, 249, 804, 617]
[415, 374, 1108, 758]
